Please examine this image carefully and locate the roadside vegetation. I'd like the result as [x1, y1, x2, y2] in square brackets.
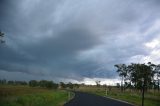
[77, 62, 160, 106]
[78, 85, 160, 106]
[0, 85, 69, 106]
[0, 80, 76, 106]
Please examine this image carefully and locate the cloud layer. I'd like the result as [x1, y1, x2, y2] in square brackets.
[0, 0, 160, 82]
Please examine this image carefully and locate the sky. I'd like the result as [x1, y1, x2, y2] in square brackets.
[0, 0, 160, 85]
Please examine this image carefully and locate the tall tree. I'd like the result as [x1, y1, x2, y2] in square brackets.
[67, 82, 74, 89]
[127, 63, 155, 91]
[0, 31, 5, 43]
[95, 80, 101, 87]
[154, 64, 160, 91]
[115, 64, 128, 92]
[29, 80, 38, 87]
[60, 82, 67, 89]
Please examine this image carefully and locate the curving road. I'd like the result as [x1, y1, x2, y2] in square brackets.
[64, 91, 134, 106]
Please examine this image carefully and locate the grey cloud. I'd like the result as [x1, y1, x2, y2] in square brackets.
[0, 0, 160, 82]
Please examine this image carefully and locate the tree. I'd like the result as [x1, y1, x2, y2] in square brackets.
[140, 63, 154, 91]
[8, 80, 14, 85]
[73, 84, 80, 89]
[67, 82, 74, 89]
[0, 31, 5, 43]
[14, 81, 28, 85]
[0, 79, 7, 85]
[124, 63, 155, 91]
[154, 64, 160, 91]
[127, 63, 140, 90]
[45, 81, 58, 89]
[29, 80, 38, 87]
[60, 82, 67, 89]
[52, 82, 58, 89]
[115, 64, 128, 92]
[39, 80, 48, 87]
[116, 83, 120, 88]
[39, 80, 58, 89]
[95, 80, 101, 87]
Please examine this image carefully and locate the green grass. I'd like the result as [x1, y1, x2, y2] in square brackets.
[78, 86, 160, 106]
[0, 85, 69, 106]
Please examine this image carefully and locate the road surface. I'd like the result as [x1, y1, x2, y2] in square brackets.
[64, 91, 134, 106]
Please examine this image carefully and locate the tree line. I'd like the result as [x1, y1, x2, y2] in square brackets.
[115, 62, 160, 92]
[0, 79, 79, 89]
[28, 80, 58, 89]
[0, 79, 27, 85]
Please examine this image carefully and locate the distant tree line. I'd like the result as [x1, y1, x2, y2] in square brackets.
[59, 82, 79, 89]
[29, 80, 58, 89]
[0, 79, 79, 90]
[115, 62, 160, 92]
[0, 79, 27, 85]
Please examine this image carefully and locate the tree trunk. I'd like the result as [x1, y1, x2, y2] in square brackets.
[121, 76, 124, 92]
[158, 79, 160, 92]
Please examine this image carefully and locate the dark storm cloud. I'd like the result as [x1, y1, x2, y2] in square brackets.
[0, 0, 160, 82]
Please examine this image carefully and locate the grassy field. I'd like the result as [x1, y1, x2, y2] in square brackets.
[78, 86, 160, 106]
[0, 85, 70, 106]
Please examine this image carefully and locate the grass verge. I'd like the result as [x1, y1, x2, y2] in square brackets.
[0, 85, 69, 106]
[78, 86, 160, 106]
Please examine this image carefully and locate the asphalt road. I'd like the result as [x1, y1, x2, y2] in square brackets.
[64, 91, 134, 106]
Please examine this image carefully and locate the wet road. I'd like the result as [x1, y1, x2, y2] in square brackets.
[64, 91, 134, 106]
